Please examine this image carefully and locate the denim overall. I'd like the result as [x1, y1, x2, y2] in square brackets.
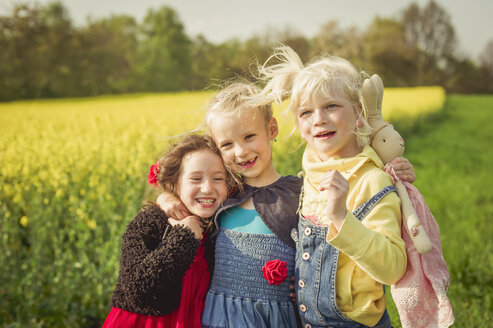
[202, 228, 298, 327]
[291, 186, 396, 328]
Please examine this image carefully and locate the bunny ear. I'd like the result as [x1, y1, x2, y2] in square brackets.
[370, 74, 384, 111]
[362, 74, 386, 134]
[362, 76, 379, 120]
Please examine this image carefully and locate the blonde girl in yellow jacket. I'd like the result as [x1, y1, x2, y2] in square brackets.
[259, 45, 409, 328]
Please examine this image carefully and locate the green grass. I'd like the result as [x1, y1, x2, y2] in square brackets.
[385, 94, 493, 327]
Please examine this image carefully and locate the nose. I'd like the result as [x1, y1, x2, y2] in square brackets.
[234, 144, 248, 158]
[201, 179, 214, 193]
[313, 109, 326, 125]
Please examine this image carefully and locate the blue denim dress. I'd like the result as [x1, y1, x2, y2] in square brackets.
[292, 186, 396, 328]
[201, 228, 298, 327]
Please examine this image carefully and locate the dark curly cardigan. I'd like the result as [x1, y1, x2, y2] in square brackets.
[110, 204, 214, 316]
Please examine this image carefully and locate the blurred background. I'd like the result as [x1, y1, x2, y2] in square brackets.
[1, 0, 492, 101]
[1, 1, 492, 327]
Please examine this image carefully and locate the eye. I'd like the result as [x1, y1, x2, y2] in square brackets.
[245, 134, 255, 140]
[220, 142, 232, 149]
[299, 110, 312, 117]
[382, 139, 386, 143]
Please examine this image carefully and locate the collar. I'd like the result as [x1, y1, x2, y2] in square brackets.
[302, 144, 383, 185]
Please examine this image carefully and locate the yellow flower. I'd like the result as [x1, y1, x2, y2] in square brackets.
[86, 219, 97, 230]
[20, 215, 28, 227]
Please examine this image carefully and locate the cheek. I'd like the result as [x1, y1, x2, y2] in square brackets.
[217, 184, 228, 202]
[297, 121, 310, 140]
[220, 150, 235, 165]
[179, 182, 198, 201]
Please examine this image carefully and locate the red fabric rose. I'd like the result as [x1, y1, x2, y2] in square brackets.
[148, 162, 159, 187]
[262, 259, 287, 285]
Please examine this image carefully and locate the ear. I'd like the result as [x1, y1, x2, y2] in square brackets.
[268, 117, 279, 140]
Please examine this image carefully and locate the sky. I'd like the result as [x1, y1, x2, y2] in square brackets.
[2, 0, 492, 60]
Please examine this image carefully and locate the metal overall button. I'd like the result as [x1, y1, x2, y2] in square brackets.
[299, 304, 307, 312]
[302, 252, 311, 260]
[298, 279, 306, 288]
[304, 227, 312, 235]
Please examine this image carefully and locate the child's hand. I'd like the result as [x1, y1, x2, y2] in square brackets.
[320, 170, 348, 230]
[390, 157, 416, 183]
[168, 216, 204, 240]
[157, 191, 191, 220]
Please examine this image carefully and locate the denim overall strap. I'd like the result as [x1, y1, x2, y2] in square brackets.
[353, 186, 397, 220]
[293, 186, 396, 328]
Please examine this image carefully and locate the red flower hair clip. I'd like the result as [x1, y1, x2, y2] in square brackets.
[262, 259, 287, 285]
[148, 162, 160, 188]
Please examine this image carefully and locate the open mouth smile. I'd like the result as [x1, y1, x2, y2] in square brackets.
[238, 157, 257, 169]
[314, 131, 336, 139]
[196, 197, 216, 208]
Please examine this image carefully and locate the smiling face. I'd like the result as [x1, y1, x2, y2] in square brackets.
[208, 110, 279, 187]
[296, 91, 362, 160]
[176, 149, 228, 219]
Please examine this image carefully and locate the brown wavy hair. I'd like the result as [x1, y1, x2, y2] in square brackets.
[156, 134, 239, 197]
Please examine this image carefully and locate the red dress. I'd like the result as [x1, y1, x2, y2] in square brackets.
[102, 236, 210, 328]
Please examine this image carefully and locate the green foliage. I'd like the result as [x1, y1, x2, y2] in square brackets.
[136, 6, 192, 92]
[364, 17, 419, 87]
[1, 1, 493, 101]
[78, 15, 138, 95]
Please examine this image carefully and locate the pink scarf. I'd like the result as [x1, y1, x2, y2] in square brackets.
[384, 164, 454, 328]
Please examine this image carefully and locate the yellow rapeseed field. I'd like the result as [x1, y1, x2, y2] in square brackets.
[381, 87, 446, 120]
[0, 87, 445, 326]
[0, 88, 445, 229]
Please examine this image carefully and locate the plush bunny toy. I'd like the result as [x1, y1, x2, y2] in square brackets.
[362, 74, 432, 254]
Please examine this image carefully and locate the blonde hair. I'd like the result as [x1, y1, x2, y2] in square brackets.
[258, 45, 371, 147]
[205, 81, 274, 129]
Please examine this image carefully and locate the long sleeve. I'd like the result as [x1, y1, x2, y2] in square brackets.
[327, 188, 407, 285]
[301, 145, 407, 326]
[323, 169, 407, 326]
[114, 204, 200, 315]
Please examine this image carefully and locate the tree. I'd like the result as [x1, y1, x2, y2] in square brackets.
[311, 20, 364, 68]
[442, 56, 483, 93]
[0, 1, 79, 100]
[401, 0, 457, 85]
[189, 35, 240, 89]
[136, 6, 192, 92]
[275, 26, 311, 63]
[479, 40, 493, 91]
[364, 17, 418, 86]
[78, 15, 138, 95]
[0, 4, 47, 100]
[38, 1, 78, 97]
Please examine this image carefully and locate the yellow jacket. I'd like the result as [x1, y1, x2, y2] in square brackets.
[302, 145, 407, 326]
